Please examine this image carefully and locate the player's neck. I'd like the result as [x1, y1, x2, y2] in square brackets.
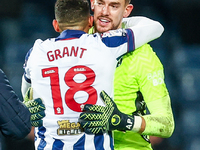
[62, 25, 89, 33]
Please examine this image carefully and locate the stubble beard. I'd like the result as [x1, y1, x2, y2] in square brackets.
[94, 21, 116, 33]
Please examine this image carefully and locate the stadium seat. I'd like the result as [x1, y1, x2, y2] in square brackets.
[172, 45, 200, 104]
[171, 45, 200, 150]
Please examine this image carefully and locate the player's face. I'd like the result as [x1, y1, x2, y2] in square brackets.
[91, 0, 133, 33]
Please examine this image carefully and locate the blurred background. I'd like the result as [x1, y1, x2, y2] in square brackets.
[0, 0, 200, 149]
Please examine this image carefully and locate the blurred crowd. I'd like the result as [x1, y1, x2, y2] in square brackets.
[0, 0, 200, 150]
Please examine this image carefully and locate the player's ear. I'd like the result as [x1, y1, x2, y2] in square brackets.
[88, 15, 94, 28]
[52, 19, 61, 33]
[123, 4, 134, 18]
[90, 0, 95, 11]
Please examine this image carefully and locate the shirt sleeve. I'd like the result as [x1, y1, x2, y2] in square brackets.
[142, 95, 175, 138]
[0, 69, 31, 139]
[132, 44, 174, 137]
[123, 16, 164, 49]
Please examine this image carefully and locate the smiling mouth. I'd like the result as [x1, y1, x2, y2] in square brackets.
[100, 18, 110, 23]
[98, 18, 111, 27]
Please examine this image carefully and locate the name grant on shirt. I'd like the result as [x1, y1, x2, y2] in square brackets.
[47, 46, 87, 62]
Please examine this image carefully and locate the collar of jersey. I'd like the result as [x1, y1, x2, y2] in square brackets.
[55, 29, 86, 41]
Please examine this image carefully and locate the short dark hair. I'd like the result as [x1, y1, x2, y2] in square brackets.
[55, 0, 90, 25]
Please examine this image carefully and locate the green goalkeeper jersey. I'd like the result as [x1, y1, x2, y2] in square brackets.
[88, 27, 173, 150]
[113, 44, 169, 150]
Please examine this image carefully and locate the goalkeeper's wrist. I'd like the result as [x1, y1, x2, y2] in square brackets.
[131, 116, 142, 132]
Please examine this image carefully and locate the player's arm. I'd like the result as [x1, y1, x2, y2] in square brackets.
[79, 91, 144, 134]
[21, 47, 33, 97]
[21, 40, 43, 97]
[21, 74, 31, 97]
[101, 17, 164, 57]
[21, 75, 45, 127]
[21, 75, 46, 127]
[142, 95, 174, 138]
[123, 16, 164, 49]
[134, 44, 174, 138]
[23, 87, 46, 127]
[21, 47, 46, 127]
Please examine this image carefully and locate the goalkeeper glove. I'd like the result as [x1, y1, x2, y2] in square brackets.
[79, 90, 134, 134]
[23, 87, 45, 127]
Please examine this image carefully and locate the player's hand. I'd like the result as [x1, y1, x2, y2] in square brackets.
[23, 87, 46, 127]
[79, 90, 134, 134]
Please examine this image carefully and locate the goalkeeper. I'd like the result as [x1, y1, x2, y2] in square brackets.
[79, 0, 175, 149]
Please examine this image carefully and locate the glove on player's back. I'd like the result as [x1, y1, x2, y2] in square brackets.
[79, 90, 134, 134]
[23, 87, 45, 127]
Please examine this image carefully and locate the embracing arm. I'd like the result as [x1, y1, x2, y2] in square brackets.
[21, 47, 46, 127]
[21, 72, 45, 127]
[123, 16, 164, 49]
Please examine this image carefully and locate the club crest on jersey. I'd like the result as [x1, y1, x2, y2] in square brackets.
[57, 120, 83, 135]
[101, 29, 126, 38]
